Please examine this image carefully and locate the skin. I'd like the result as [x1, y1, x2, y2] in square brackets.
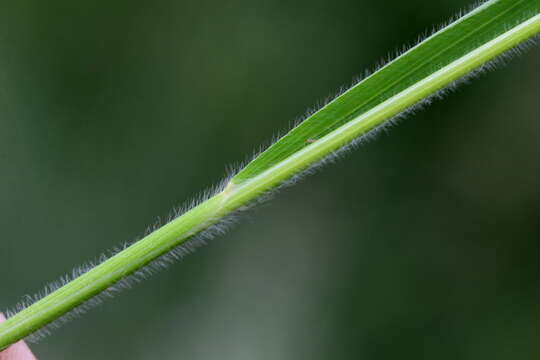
[0, 315, 36, 360]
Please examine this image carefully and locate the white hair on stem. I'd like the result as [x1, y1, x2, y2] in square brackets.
[4, 1, 539, 343]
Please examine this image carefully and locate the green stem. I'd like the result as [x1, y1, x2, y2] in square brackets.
[1, 7, 539, 351]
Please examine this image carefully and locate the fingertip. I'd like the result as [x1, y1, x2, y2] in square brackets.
[0, 314, 37, 360]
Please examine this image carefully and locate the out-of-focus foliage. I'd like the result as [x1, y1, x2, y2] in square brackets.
[0, 0, 539, 358]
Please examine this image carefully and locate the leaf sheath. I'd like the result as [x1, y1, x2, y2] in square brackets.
[1, 0, 539, 350]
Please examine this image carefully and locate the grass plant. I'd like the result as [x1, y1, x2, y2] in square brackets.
[1, 0, 539, 350]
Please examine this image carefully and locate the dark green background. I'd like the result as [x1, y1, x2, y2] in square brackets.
[1, 0, 539, 358]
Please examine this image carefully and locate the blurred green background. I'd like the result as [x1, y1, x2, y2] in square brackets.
[1, 0, 539, 358]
